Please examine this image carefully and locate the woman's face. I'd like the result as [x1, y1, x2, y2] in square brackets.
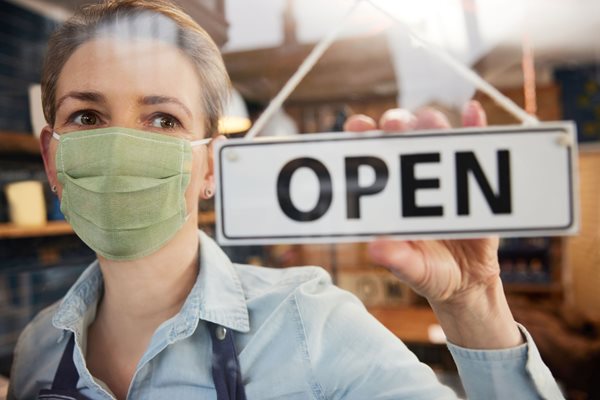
[42, 37, 213, 219]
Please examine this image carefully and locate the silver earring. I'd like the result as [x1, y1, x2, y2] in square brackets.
[51, 185, 57, 193]
[204, 187, 213, 198]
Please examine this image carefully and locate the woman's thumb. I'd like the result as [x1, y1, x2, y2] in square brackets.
[367, 239, 425, 286]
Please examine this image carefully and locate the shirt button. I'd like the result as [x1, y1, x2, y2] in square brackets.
[215, 325, 227, 340]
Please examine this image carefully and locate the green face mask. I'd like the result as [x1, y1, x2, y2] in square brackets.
[52, 127, 210, 261]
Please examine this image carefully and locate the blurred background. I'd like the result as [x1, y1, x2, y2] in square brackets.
[1, 0, 600, 398]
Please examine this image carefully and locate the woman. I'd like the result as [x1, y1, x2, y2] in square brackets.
[9, 0, 563, 399]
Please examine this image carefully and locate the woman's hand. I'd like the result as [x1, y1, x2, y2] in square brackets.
[345, 101, 523, 349]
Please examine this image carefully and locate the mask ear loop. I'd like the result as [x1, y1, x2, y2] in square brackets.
[52, 132, 61, 141]
[190, 137, 212, 147]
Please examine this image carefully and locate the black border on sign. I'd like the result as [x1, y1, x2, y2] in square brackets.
[217, 126, 575, 241]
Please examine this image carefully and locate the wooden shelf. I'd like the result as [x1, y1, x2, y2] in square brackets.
[0, 221, 72, 239]
[0, 211, 217, 239]
[504, 282, 563, 294]
[368, 306, 439, 344]
[198, 211, 215, 225]
[0, 131, 40, 155]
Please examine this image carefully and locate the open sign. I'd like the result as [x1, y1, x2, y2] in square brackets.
[215, 123, 578, 245]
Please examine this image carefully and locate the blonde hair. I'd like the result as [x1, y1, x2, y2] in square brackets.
[41, 0, 230, 135]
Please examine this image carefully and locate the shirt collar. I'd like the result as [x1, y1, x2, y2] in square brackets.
[184, 230, 250, 333]
[52, 260, 102, 335]
[52, 230, 250, 339]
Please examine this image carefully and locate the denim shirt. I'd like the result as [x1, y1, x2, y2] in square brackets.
[9, 231, 564, 399]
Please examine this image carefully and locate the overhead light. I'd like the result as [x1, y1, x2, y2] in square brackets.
[219, 88, 251, 134]
[255, 108, 298, 137]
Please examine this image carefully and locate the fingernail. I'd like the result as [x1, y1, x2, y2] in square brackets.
[379, 109, 417, 132]
[415, 108, 450, 130]
[344, 115, 376, 132]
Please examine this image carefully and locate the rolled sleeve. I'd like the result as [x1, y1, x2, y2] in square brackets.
[447, 323, 564, 400]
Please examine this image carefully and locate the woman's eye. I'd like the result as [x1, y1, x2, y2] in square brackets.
[72, 111, 98, 126]
[151, 115, 180, 130]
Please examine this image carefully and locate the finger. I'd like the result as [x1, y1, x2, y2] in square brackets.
[461, 100, 488, 127]
[367, 238, 425, 285]
[414, 107, 452, 130]
[379, 109, 418, 133]
[344, 115, 377, 132]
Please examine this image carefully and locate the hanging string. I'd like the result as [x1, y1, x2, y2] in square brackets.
[366, 0, 538, 125]
[244, 0, 363, 140]
[245, 0, 538, 141]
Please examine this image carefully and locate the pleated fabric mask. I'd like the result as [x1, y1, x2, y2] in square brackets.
[52, 127, 210, 261]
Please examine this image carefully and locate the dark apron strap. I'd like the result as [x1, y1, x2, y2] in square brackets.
[40, 326, 247, 400]
[207, 322, 247, 400]
[37, 333, 91, 400]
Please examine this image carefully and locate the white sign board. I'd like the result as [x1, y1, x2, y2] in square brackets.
[215, 122, 578, 245]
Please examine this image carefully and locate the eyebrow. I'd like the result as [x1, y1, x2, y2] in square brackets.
[56, 91, 107, 112]
[55, 92, 193, 119]
[138, 95, 193, 119]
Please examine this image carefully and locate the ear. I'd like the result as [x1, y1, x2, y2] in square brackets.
[40, 125, 60, 195]
[200, 134, 227, 199]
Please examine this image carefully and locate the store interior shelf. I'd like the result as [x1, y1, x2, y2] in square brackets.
[198, 211, 216, 225]
[0, 131, 40, 155]
[368, 306, 439, 344]
[0, 220, 72, 238]
[0, 211, 216, 239]
[504, 282, 563, 294]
